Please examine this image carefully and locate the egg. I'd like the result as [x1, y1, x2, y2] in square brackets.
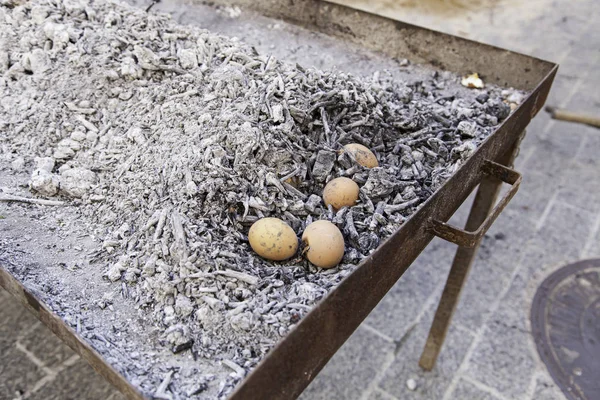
[342, 143, 378, 168]
[248, 218, 298, 261]
[301, 220, 345, 268]
[323, 177, 359, 210]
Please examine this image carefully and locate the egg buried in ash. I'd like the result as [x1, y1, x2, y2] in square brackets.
[342, 143, 379, 168]
[248, 218, 298, 261]
[323, 177, 360, 210]
[302, 220, 345, 269]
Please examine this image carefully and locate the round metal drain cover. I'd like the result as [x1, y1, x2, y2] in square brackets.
[531, 259, 600, 400]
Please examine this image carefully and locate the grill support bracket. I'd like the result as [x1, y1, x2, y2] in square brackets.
[419, 130, 525, 370]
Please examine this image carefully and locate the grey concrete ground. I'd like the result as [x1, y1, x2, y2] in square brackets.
[1, 0, 599, 399]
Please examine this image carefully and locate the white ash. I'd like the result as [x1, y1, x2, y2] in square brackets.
[406, 378, 418, 391]
[0, 0, 526, 398]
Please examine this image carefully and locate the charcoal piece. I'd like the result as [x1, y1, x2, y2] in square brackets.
[485, 99, 511, 120]
[456, 121, 478, 138]
[395, 86, 414, 103]
[172, 340, 194, 354]
[311, 150, 336, 182]
[357, 232, 380, 253]
[362, 168, 397, 198]
[304, 194, 322, 213]
[476, 93, 490, 103]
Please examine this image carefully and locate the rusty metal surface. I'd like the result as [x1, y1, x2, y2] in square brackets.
[428, 160, 522, 248]
[0, 1, 558, 399]
[0, 265, 147, 400]
[201, 0, 554, 91]
[531, 259, 600, 400]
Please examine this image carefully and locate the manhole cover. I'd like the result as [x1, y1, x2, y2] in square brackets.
[531, 259, 600, 400]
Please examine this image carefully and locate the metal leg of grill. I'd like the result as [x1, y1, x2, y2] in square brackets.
[418, 131, 525, 371]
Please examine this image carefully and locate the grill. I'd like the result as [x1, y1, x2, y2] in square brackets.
[0, 0, 557, 399]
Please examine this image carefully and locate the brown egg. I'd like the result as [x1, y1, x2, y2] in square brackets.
[248, 218, 298, 261]
[323, 177, 359, 210]
[342, 143, 378, 168]
[301, 220, 345, 268]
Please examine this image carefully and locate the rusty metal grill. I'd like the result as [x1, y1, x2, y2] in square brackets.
[0, 0, 557, 399]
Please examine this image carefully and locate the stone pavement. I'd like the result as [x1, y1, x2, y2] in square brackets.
[0, 287, 126, 400]
[1, 0, 599, 399]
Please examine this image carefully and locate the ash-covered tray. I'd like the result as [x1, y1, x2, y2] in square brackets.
[0, 0, 556, 399]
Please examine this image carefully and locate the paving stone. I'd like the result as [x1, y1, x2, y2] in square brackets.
[519, 112, 550, 156]
[105, 391, 128, 400]
[486, 265, 532, 334]
[583, 214, 600, 258]
[531, 37, 575, 66]
[472, 2, 585, 56]
[463, 316, 537, 399]
[523, 122, 585, 177]
[367, 388, 399, 400]
[558, 43, 600, 79]
[522, 237, 579, 279]
[531, 9, 590, 38]
[511, 209, 594, 314]
[564, 67, 600, 113]
[492, 205, 596, 334]
[0, 288, 39, 345]
[565, 89, 600, 116]
[364, 238, 454, 340]
[567, 26, 600, 53]
[558, 1, 600, 25]
[545, 74, 580, 109]
[0, 345, 46, 399]
[108, 392, 128, 400]
[528, 13, 590, 65]
[489, 202, 595, 331]
[300, 326, 395, 400]
[556, 160, 600, 213]
[448, 378, 502, 400]
[537, 200, 593, 246]
[505, 171, 556, 223]
[584, 239, 600, 259]
[585, 244, 600, 261]
[28, 358, 117, 400]
[378, 313, 474, 400]
[464, 202, 595, 398]
[583, 65, 600, 98]
[452, 210, 536, 331]
[525, 201, 595, 274]
[18, 322, 76, 369]
[479, 209, 536, 268]
[532, 372, 567, 400]
[575, 130, 600, 166]
[446, 257, 509, 333]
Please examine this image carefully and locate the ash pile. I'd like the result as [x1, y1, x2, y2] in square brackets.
[0, 0, 524, 397]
